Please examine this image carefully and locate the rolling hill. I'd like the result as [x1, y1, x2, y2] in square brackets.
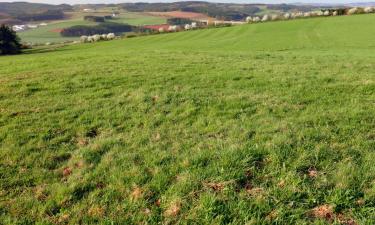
[0, 14, 374, 224]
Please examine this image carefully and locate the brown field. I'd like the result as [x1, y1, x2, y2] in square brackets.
[50, 28, 63, 33]
[146, 11, 212, 20]
[143, 24, 170, 31]
[0, 18, 22, 25]
[0, 12, 10, 19]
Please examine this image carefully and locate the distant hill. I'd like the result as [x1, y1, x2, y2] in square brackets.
[0, 2, 72, 23]
[119, 2, 318, 20]
[0, 2, 72, 14]
[345, 2, 375, 7]
[292, 2, 375, 7]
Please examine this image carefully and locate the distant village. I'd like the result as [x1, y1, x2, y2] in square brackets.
[12, 22, 48, 32]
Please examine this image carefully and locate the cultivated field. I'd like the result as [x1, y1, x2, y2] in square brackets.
[17, 11, 166, 44]
[108, 12, 166, 26]
[146, 11, 213, 20]
[17, 19, 95, 44]
[1, 14, 375, 224]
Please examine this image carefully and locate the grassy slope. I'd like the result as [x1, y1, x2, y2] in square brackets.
[1, 14, 375, 224]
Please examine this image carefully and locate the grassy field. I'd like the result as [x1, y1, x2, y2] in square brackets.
[17, 19, 96, 44]
[1, 14, 375, 224]
[108, 12, 166, 26]
[18, 12, 165, 44]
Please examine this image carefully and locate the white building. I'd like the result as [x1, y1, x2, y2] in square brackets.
[12, 25, 26, 31]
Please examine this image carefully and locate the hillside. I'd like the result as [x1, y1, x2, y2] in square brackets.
[0, 2, 72, 23]
[119, 2, 317, 20]
[1, 14, 375, 224]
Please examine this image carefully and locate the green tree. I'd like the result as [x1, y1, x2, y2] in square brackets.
[0, 24, 21, 55]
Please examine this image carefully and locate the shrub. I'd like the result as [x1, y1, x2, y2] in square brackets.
[61, 22, 134, 37]
[364, 7, 374, 13]
[0, 24, 21, 55]
[261, 15, 270, 22]
[167, 18, 194, 25]
[14, 10, 65, 21]
[84, 16, 105, 23]
[271, 14, 280, 21]
[252, 17, 260, 22]
[347, 8, 360, 15]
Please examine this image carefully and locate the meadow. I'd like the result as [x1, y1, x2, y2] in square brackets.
[0, 14, 375, 224]
[107, 12, 166, 26]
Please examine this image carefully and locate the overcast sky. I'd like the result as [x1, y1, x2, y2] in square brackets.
[0, 0, 371, 4]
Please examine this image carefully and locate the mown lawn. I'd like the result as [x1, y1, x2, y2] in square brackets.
[0, 14, 374, 224]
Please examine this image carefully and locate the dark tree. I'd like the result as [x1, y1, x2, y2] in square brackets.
[0, 24, 21, 55]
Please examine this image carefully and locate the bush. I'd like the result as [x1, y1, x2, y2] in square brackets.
[167, 18, 194, 25]
[84, 16, 105, 23]
[61, 22, 134, 37]
[14, 10, 65, 21]
[0, 24, 21, 55]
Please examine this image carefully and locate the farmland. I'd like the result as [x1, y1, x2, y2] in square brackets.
[17, 11, 166, 44]
[1, 13, 375, 224]
[17, 19, 95, 44]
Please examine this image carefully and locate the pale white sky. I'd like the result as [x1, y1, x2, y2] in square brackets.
[0, 0, 371, 4]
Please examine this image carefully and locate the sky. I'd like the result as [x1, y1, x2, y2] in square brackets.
[0, 0, 371, 4]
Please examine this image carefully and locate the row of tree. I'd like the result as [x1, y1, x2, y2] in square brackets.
[61, 22, 134, 37]
[0, 24, 21, 55]
[0, 2, 71, 22]
[119, 2, 318, 20]
[14, 10, 65, 22]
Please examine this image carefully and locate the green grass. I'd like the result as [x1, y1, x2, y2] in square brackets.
[108, 12, 166, 26]
[1, 14, 375, 224]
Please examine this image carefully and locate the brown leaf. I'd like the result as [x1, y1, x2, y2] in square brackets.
[356, 199, 365, 206]
[88, 206, 105, 217]
[337, 214, 357, 225]
[74, 160, 85, 168]
[277, 180, 285, 188]
[246, 187, 264, 196]
[204, 180, 235, 192]
[152, 95, 159, 103]
[308, 168, 318, 178]
[153, 132, 161, 141]
[164, 201, 181, 217]
[57, 213, 70, 223]
[144, 208, 151, 215]
[130, 187, 142, 201]
[34, 186, 47, 201]
[266, 210, 278, 222]
[310, 204, 334, 221]
[62, 167, 72, 177]
[77, 138, 88, 147]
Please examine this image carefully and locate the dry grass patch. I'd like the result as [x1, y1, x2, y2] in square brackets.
[164, 201, 181, 217]
[130, 186, 143, 201]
